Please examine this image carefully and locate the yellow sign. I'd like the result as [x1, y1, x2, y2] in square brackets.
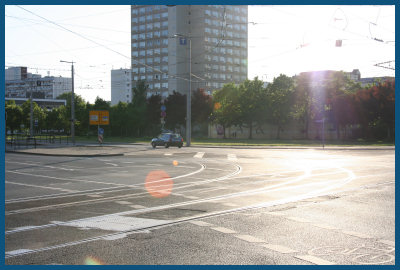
[89, 110, 109, 125]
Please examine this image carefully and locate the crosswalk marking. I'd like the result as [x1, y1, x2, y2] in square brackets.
[194, 152, 205, 158]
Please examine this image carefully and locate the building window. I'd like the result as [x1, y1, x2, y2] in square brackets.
[139, 50, 145, 56]
[146, 15, 152, 21]
[162, 39, 168, 45]
[162, 21, 168, 28]
[161, 12, 168, 18]
[146, 23, 153, 30]
[154, 48, 161, 54]
[161, 48, 168, 54]
[154, 22, 160, 28]
[139, 41, 146, 48]
[132, 51, 138, 57]
[132, 8, 138, 15]
[139, 25, 145, 31]
[154, 57, 161, 63]
[155, 83, 161, 89]
[132, 34, 138, 40]
[146, 32, 153, 38]
[139, 16, 145, 23]
[161, 65, 168, 71]
[162, 56, 168, 62]
[146, 6, 153, 13]
[162, 82, 168, 88]
[161, 30, 168, 37]
[147, 58, 153, 64]
[139, 33, 145, 40]
[132, 42, 138, 48]
[139, 67, 145, 73]
[132, 17, 138, 23]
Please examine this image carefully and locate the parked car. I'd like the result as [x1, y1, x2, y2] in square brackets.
[151, 133, 184, 148]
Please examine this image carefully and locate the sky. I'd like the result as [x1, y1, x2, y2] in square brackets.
[5, 5, 395, 103]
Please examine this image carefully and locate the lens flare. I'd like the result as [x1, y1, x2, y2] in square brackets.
[84, 256, 105, 265]
[145, 170, 173, 198]
[173, 160, 179, 166]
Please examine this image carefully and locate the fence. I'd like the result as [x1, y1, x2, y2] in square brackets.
[5, 133, 72, 150]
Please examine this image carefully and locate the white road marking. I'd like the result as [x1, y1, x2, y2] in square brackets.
[189, 221, 213, 227]
[129, 205, 146, 209]
[6, 161, 74, 171]
[228, 154, 237, 161]
[264, 212, 286, 216]
[311, 223, 337, 230]
[234, 235, 265, 243]
[222, 203, 238, 207]
[210, 227, 236, 234]
[287, 217, 311, 223]
[341, 230, 373, 239]
[295, 255, 335, 265]
[194, 152, 205, 158]
[184, 196, 199, 200]
[102, 233, 127, 241]
[379, 240, 395, 246]
[164, 153, 172, 156]
[105, 163, 118, 167]
[6, 249, 33, 256]
[115, 201, 132, 205]
[87, 194, 103, 198]
[5, 181, 76, 192]
[261, 244, 297, 254]
[63, 215, 169, 232]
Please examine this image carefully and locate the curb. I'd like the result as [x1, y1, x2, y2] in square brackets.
[5, 150, 125, 157]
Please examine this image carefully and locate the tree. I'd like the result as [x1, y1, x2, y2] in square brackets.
[5, 100, 23, 133]
[266, 74, 294, 139]
[237, 77, 266, 139]
[146, 94, 162, 136]
[211, 83, 241, 138]
[57, 92, 88, 135]
[164, 91, 186, 133]
[131, 80, 148, 137]
[191, 88, 213, 136]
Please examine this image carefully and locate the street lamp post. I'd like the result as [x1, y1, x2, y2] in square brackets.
[174, 34, 192, 147]
[60, 60, 75, 145]
[29, 81, 34, 137]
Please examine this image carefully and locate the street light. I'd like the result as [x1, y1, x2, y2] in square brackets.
[173, 33, 192, 147]
[60, 60, 75, 145]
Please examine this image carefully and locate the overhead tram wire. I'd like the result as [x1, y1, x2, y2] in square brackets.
[15, 5, 191, 84]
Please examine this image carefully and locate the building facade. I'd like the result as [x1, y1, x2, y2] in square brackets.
[131, 5, 248, 98]
[5, 67, 72, 100]
[111, 68, 132, 105]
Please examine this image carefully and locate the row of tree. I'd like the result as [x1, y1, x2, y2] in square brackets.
[5, 72, 395, 141]
[212, 72, 394, 141]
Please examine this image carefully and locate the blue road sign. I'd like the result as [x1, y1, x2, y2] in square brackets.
[179, 37, 187, 45]
[98, 127, 104, 135]
[161, 105, 166, 112]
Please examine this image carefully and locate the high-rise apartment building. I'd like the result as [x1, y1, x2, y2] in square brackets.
[111, 68, 132, 105]
[131, 5, 248, 98]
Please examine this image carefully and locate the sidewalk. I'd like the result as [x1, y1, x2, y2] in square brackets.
[5, 142, 148, 157]
[5, 141, 395, 157]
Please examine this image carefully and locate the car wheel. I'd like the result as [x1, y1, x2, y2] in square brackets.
[165, 143, 169, 148]
[178, 144, 182, 148]
[152, 142, 156, 148]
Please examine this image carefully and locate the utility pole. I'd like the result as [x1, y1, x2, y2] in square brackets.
[30, 81, 34, 137]
[60, 60, 75, 145]
[173, 34, 192, 147]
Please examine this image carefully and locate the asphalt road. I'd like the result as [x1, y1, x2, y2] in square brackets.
[5, 146, 395, 265]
